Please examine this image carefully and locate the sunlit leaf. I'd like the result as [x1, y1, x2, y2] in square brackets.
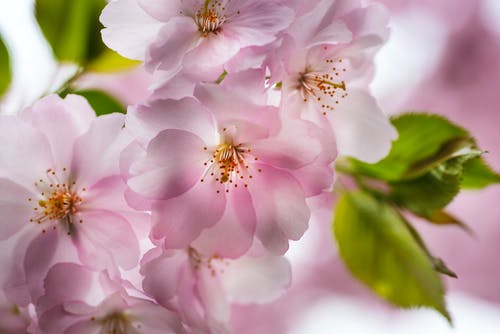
[333, 191, 451, 321]
[461, 156, 500, 189]
[86, 49, 140, 73]
[35, 0, 107, 66]
[0, 35, 12, 97]
[74, 90, 125, 116]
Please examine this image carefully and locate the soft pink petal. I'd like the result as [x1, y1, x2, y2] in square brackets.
[126, 97, 216, 145]
[344, 2, 390, 45]
[288, 0, 355, 47]
[20, 94, 95, 170]
[194, 82, 281, 135]
[0, 178, 33, 240]
[250, 118, 323, 170]
[176, 264, 208, 331]
[138, 0, 181, 22]
[330, 89, 397, 162]
[39, 305, 90, 334]
[151, 179, 226, 249]
[150, 72, 197, 100]
[71, 113, 129, 187]
[226, 1, 294, 47]
[100, 0, 163, 60]
[129, 299, 186, 333]
[183, 32, 241, 69]
[81, 176, 150, 239]
[127, 129, 208, 200]
[23, 229, 60, 303]
[222, 256, 291, 304]
[0, 116, 53, 190]
[37, 263, 93, 315]
[192, 187, 256, 258]
[218, 69, 268, 105]
[64, 319, 100, 334]
[141, 249, 186, 307]
[307, 20, 353, 48]
[76, 210, 140, 270]
[2, 227, 40, 306]
[198, 266, 231, 330]
[248, 164, 310, 254]
[147, 16, 199, 72]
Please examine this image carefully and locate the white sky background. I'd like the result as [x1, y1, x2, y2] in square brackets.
[1, 0, 500, 332]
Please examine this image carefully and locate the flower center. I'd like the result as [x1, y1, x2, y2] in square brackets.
[298, 57, 349, 115]
[28, 168, 85, 235]
[188, 247, 230, 277]
[194, 0, 227, 36]
[92, 312, 132, 334]
[200, 129, 262, 193]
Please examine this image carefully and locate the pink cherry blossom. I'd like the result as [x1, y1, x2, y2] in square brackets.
[0, 95, 145, 306]
[0, 297, 31, 334]
[267, 0, 398, 162]
[101, 0, 295, 78]
[124, 70, 331, 255]
[37, 263, 184, 334]
[140, 244, 291, 333]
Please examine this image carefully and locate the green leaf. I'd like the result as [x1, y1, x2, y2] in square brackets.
[86, 49, 140, 73]
[390, 153, 480, 216]
[0, 35, 12, 97]
[74, 90, 125, 116]
[461, 156, 500, 189]
[336, 113, 471, 181]
[333, 191, 450, 321]
[35, 0, 107, 66]
[421, 210, 473, 235]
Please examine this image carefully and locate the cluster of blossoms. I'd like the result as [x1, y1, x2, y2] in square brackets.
[0, 0, 397, 333]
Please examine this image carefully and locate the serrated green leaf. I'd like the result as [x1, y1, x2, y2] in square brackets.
[390, 153, 480, 216]
[74, 90, 125, 116]
[390, 167, 460, 216]
[35, 0, 106, 66]
[401, 218, 458, 279]
[336, 113, 471, 181]
[461, 156, 500, 189]
[333, 191, 450, 321]
[0, 35, 12, 97]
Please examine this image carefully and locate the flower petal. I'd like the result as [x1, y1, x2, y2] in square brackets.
[127, 97, 216, 145]
[76, 210, 140, 270]
[183, 32, 241, 69]
[222, 255, 291, 304]
[129, 299, 186, 333]
[226, 1, 294, 47]
[0, 178, 33, 240]
[127, 129, 208, 200]
[0, 116, 53, 190]
[330, 89, 397, 163]
[101, 0, 163, 60]
[248, 164, 310, 254]
[64, 319, 100, 334]
[20, 94, 95, 170]
[71, 113, 130, 187]
[138, 0, 181, 22]
[37, 263, 93, 315]
[141, 248, 185, 307]
[192, 187, 256, 258]
[151, 179, 226, 249]
[146, 16, 199, 72]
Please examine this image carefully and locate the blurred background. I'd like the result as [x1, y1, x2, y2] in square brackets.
[1, 0, 499, 333]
